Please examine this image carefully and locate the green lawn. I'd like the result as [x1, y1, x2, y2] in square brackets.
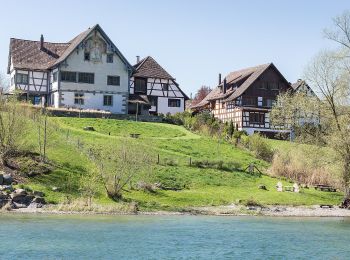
[21, 117, 343, 211]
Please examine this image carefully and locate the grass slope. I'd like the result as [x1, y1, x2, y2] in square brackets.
[22, 117, 342, 211]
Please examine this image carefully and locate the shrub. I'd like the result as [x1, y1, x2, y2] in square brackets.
[243, 134, 274, 162]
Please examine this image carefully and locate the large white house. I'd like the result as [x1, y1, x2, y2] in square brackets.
[7, 24, 133, 114]
[129, 56, 188, 115]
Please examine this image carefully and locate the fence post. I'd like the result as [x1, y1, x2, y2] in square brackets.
[157, 154, 160, 164]
[189, 157, 192, 166]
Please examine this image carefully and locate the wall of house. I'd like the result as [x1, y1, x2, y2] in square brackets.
[59, 49, 128, 93]
[9, 69, 48, 94]
[241, 66, 291, 106]
[56, 31, 129, 114]
[157, 96, 185, 114]
[59, 91, 126, 114]
[130, 77, 185, 114]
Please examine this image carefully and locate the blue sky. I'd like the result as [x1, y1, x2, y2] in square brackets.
[1, 0, 349, 96]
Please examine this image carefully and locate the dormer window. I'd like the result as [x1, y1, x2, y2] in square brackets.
[107, 54, 113, 63]
[84, 52, 90, 61]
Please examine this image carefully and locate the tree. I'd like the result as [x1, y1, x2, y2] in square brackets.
[227, 120, 234, 139]
[271, 51, 350, 201]
[0, 92, 28, 163]
[89, 142, 153, 201]
[32, 108, 50, 162]
[79, 170, 99, 208]
[192, 86, 211, 106]
[272, 10, 350, 205]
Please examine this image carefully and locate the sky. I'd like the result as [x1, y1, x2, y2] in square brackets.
[0, 0, 349, 97]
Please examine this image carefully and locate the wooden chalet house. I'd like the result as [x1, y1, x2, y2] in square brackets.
[7, 24, 133, 114]
[129, 56, 188, 115]
[192, 63, 293, 136]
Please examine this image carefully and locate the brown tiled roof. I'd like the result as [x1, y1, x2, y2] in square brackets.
[192, 64, 271, 108]
[133, 56, 174, 80]
[191, 63, 294, 109]
[291, 80, 303, 90]
[8, 24, 133, 73]
[224, 63, 272, 102]
[8, 38, 69, 71]
[52, 26, 95, 67]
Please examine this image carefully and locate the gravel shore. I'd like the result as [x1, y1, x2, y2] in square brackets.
[2, 204, 350, 217]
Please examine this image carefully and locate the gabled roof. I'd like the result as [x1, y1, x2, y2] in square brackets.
[8, 24, 133, 73]
[192, 63, 291, 109]
[133, 56, 174, 80]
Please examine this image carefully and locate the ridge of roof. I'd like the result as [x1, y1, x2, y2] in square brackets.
[132, 56, 174, 80]
[191, 63, 277, 109]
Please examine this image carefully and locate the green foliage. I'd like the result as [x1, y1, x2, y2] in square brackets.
[243, 134, 274, 162]
[10, 115, 342, 210]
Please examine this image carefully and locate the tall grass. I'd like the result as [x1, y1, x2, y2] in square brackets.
[270, 144, 341, 188]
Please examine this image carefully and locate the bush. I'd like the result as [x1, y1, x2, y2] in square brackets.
[243, 134, 274, 162]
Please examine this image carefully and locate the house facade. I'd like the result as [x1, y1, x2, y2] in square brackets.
[7, 24, 133, 114]
[129, 56, 188, 115]
[192, 63, 293, 136]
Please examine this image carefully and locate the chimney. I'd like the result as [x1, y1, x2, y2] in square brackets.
[223, 78, 227, 94]
[136, 56, 140, 63]
[40, 34, 44, 50]
[218, 73, 222, 85]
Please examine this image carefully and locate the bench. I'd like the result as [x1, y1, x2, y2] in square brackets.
[130, 133, 141, 138]
[284, 186, 294, 192]
[314, 185, 336, 192]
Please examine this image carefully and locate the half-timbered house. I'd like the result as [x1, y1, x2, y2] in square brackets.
[192, 63, 293, 136]
[7, 24, 133, 114]
[129, 56, 188, 115]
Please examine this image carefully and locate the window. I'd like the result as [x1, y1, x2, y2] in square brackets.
[61, 71, 76, 82]
[53, 72, 57, 82]
[260, 82, 267, 90]
[134, 78, 147, 93]
[249, 112, 265, 124]
[242, 97, 257, 106]
[84, 52, 90, 61]
[107, 54, 113, 63]
[258, 97, 263, 107]
[16, 73, 29, 84]
[265, 99, 274, 107]
[162, 83, 169, 91]
[271, 82, 278, 90]
[74, 93, 84, 105]
[103, 95, 113, 106]
[78, 73, 94, 84]
[107, 76, 120, 86]
[168, 98, 181, 107]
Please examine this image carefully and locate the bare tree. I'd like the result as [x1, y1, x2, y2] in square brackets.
[271, 50, 350, 202]
[192, 86, 212, 106]
[324, 10, 350, 50]
[90, 142, 153, 201]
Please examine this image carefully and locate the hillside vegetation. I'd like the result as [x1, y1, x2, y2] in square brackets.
[16, 116, 342, 212]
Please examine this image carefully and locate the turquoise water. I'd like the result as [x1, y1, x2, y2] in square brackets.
[0, 215, 350, 259]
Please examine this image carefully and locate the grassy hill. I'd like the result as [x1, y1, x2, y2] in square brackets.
[19, 117, 343, 211]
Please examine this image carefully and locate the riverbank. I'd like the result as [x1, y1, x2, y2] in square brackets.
[4, 204, 350, 217]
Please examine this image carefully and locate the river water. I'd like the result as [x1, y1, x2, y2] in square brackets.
[0, 214, 349, 259]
